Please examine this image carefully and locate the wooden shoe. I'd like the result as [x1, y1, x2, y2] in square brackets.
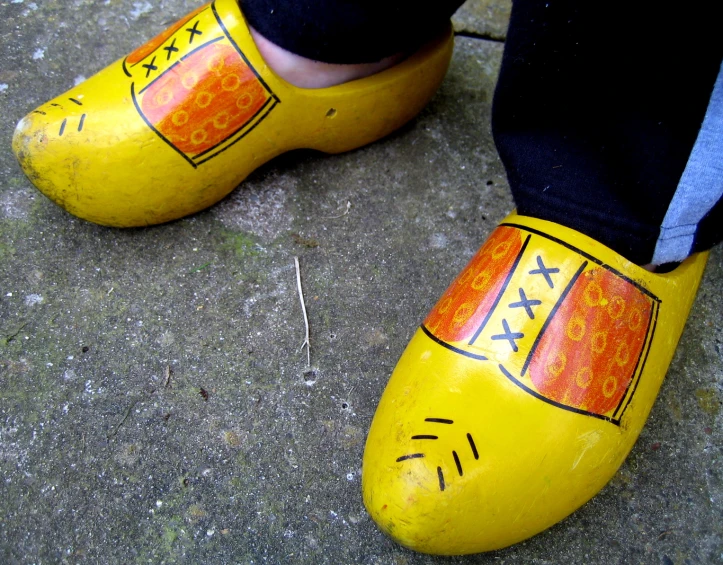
[362, 212, 708, 554]
[12, 0, 452, 227]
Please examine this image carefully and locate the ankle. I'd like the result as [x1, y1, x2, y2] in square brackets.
[249, 26, 405, 89]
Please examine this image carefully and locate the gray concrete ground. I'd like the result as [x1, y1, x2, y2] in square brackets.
[0, 1, 721, 563]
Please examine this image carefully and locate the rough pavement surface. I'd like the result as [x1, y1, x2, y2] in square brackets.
[1, 1, 721, 563]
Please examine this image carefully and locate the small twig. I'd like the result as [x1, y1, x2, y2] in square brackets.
[3, 322, 28, 345]
[188, 262, 211, 274]
[107, 398, 140, 439]
[164, 365, 172, 388]
[324, 201, 351, 219]
[294, 256, 310, 367]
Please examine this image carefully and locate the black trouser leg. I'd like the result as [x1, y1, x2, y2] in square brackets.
[492, 1, 723, 264]
[240, 0, 464, 64]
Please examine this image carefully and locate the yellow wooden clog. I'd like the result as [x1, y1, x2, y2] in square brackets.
[12, 0, 453, 227]
[362, 212, 708, 555]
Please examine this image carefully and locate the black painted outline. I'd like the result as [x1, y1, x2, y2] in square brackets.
[127, 0, 282, 167]
[132, 57, 276, 167]
[58, 119, 67, 136]
[136, 37, 224, 96]
[192, 96, 274, 161]
[129, 5, 213, 68]
[452, 451, 463, 476]
[69, 98, 83, 106]
[179, 35, 225, 62]
[467, 433, 479, 459]
[613, 300, 659, 419]
[411, 435, 438, 440]
[468, 234, 532, 346]
[416, 221, 661, 425]
[437, 467, 445, 491]
[500, 223, 661, 302]
[424, 418, 454, 424]
[211, 1, 279, 104]
[520, 260, 588, 376]
[396, 453, 424, 462]
[122, 57, 132, 78]
[420, 324, 488, 361]
[131, 83, 197, 168]
[78, 114, 86, 132]
[499, 363, 615, 424]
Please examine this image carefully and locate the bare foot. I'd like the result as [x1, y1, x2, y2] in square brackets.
[250, 27, 405, 89]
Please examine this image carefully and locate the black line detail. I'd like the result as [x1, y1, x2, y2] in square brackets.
[78, 114, 86, 132]
[411, 435, 438, 440]
[490, 319, 525, 352]
[131, 83, 197, 168]
[51, 103, 62, 108]
[499, 223, 660, 302]
[396, 453, 424, 462]
[58, 119, 67, 136]
[142, 56, 158, 78]
[163, 37, 179, 60]
[122, 57, 132, 77]
[179, 35, 224, 62]
[520, 260, 588, 376]
[467, 433, 479, 459]
[420, 324, 488, 361]
[499, 363, 616, 424]
[437, 467, 446, 491]
[32, 110, 46, 115]
[130, 6, 213, 66]
[468, 234, 532, 346]
[186, 20, 203, 43]
[194, 100, 277, 165]
[528, 255, 560, 288]
[68, 98, 83, 106]
[509, 287, 541, 319]
[135, 37, 223, 96]
[452, 451, 463, 476]
[211, 1, 279, 101]
[132, 55, 278, 167]
[425, 418, 454, 424]
[614, 300, 658, 419]
[137, 58, 182, 95]
[192, 96, 273, 159]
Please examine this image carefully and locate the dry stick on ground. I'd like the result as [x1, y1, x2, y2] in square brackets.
[324, 201, 351, 219]
[294, 256, 311, 367]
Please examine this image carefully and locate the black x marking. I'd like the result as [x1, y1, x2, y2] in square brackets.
[163, 38, 179, 60]
[491, 319, 524, 352]
[529, 255, 560, 288]
[508, 288, 542, 319]
[142, 56, 158, 78]
[186, 20, 203, 43]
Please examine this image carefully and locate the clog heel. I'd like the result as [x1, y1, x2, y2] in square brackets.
[12, 0, 453, 227]
[362, 212, 708, 554]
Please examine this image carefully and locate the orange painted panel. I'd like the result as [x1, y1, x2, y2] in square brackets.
[140, 42, 268, 156]
[528, 268, 653, 415]
[425, 226, 523, 342]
